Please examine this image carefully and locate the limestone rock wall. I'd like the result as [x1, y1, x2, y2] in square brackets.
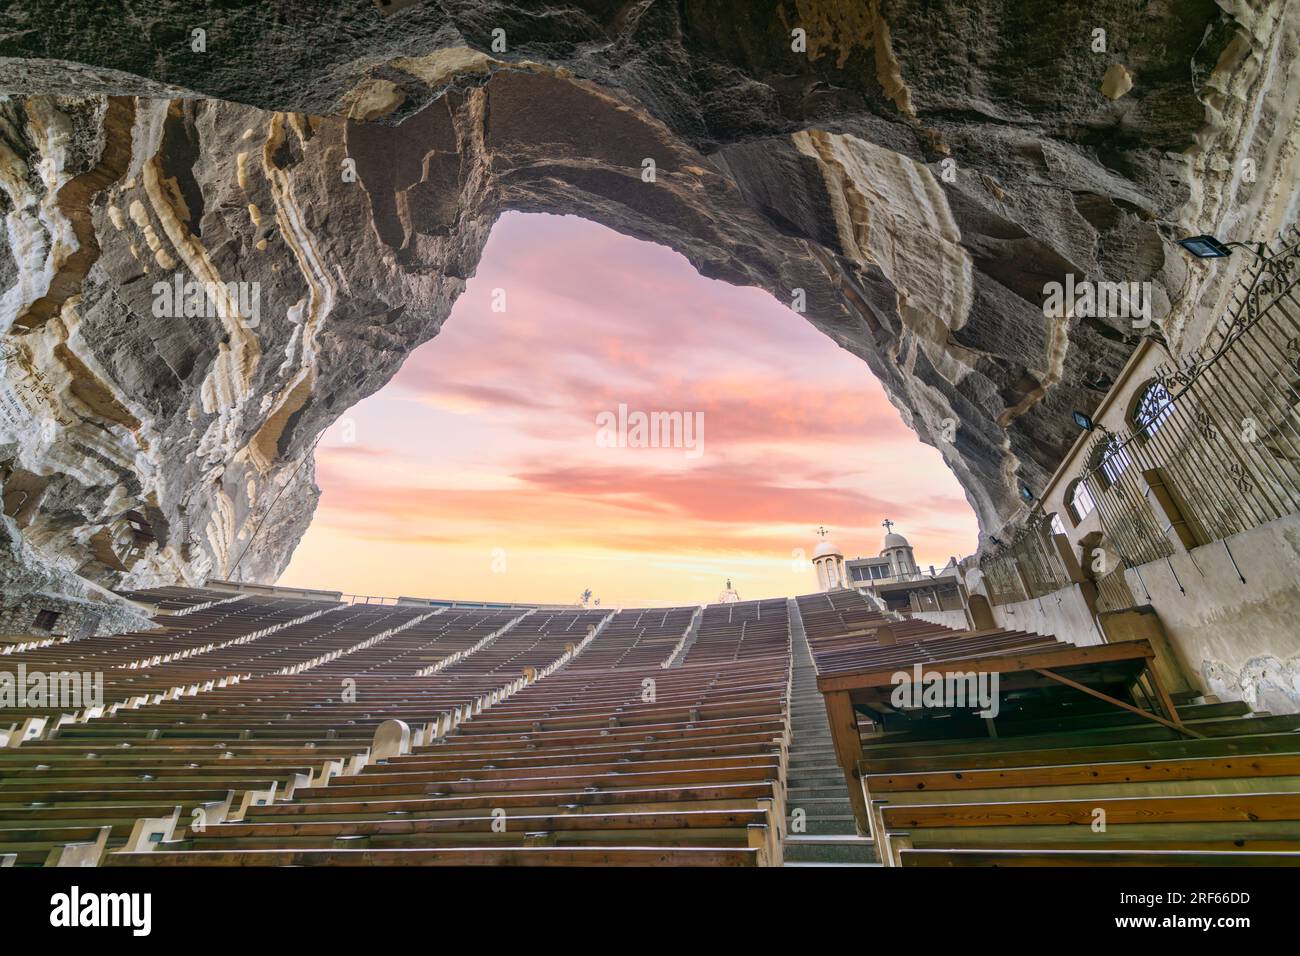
[0, 0, 1295, 604]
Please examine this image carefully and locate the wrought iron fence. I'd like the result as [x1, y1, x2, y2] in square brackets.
[979, 547, 1026, 606]
[1078, 431, 1175, 569]
[910, 583, 966, 613]
[1075, 225, 1300, 604]
[980, 513, 1072, 605]
[1095, 566, 1138, 614]
[1012, 514, 1073, 596]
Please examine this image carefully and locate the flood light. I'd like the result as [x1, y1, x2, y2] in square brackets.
[1177, 235, 1234, 258]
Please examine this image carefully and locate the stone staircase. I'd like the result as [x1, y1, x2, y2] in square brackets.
[783, 598, 878, 867]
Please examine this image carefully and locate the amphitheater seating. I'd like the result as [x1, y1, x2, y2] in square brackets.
[577, 606, 696, 668]
[2, 586, 792, 866]
[125, 656, 789, 866]
[1, 595, 520, 863]
[115, 586, 245, 611]
[798, 589, 1058, 678]
[801, 589, 1300, 866]
[688, 599, 789, 665]
[10, 582, 1298, 867]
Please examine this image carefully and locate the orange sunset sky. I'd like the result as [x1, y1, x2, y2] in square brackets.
[278, 213, 979, 606]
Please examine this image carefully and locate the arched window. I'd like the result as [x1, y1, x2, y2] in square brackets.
[1089, 436, 1130, 489]
[1067, 479, 1095, 524]
[1132, 380, 1175, 439]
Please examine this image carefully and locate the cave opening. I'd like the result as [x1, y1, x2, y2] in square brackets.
[276, 211, 979, 606]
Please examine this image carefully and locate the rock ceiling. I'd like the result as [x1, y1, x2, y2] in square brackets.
[0, 1, 1296, 605]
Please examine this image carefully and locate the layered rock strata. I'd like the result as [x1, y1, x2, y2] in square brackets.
[0, 0, 1296, 606]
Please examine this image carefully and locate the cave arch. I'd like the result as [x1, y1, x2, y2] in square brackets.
[0, 1, 1264, 597]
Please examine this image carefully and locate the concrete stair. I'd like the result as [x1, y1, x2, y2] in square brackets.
[784, 835, 885, 864]
[782, 598, 876, 866]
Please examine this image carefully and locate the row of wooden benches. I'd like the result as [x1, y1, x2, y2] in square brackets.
[114, 656, 794, 866]
[1, 598, 612, 863]
[799, 592, 1058, 677]
[688, 599, 789, 666]
[865, 709, 1300, 866]
[3, 589, 797, 866]
[800, 590, 1300, 865]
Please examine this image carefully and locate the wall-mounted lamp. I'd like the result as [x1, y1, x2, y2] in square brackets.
[1176, 234, 1234, 258]
[1177, 235, 1272, 261]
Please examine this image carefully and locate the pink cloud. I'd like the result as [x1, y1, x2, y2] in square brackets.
[282, 212, 980, 603]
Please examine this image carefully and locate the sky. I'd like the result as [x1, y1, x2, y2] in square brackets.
[278, 212, 979, 606]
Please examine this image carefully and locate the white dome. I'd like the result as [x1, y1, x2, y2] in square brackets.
[883, 532, 910, 549]
[813, 539, 843, 559]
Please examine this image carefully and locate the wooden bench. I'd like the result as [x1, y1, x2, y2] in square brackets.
[6, 592, 795, 867]
[113, 844, 769, 866]
[900, 848, 1300, 866]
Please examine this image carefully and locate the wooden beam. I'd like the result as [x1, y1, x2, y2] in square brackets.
[1144, 660, 1188, 731]
[822, 690, 871, 837]
[882, 791, 1300, 828]
[899, 848, 1300, 867]
[865, 752, 1300, 792]
[1033, 667, 1204, 739]
[817, 640, 1155, 693]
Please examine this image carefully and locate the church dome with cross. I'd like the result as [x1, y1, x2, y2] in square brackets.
[813, 537, 844, 560]
[810, 527, 847, 591]
[812, 520, 924, 591]
[880, 519, 918, 578]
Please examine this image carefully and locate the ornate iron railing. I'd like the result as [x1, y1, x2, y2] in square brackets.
[1095, 566, 1138, 614]
[980, 513, 1072, 605]
[979, 547, 1026, 606]
[1074, 225, 1300, 606]
[1012, 514, 1073, 597]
